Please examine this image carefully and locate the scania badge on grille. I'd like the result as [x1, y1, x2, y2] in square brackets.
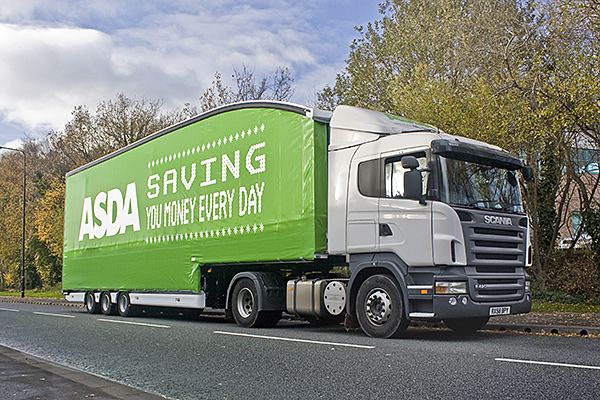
[483, 215, 513, 226]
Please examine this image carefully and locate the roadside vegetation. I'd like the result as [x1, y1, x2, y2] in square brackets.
[0, 283, 62, 299]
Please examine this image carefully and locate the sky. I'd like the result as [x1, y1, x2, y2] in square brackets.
[0, 0, 383, 148]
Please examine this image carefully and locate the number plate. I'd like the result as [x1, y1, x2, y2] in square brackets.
[489, 306, 511, 316]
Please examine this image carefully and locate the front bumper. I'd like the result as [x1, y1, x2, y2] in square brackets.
[431, 292, 532, 320]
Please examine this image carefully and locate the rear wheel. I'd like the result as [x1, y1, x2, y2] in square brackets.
[100, 292, 117, 315]
[231, 278, 280, 328]
[85, 292, 100, 314]
[444, 317, 489, 334]
[356, 275, 409, 338]
[117, 292, 138, 317]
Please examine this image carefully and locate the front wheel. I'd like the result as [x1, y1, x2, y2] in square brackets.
[356, 275, 409, 338]
[231, 278, 280, 328]
[444, 317, 489, 334]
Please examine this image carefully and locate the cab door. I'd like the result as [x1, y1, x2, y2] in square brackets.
[346, 157, 379, 252]
[378, 152, 433, 266]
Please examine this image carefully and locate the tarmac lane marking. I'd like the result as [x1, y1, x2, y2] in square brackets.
[33, 312, 75, 319]
[496, 358, 600, 371]
[214, 331, 375, 349]
[0, 307, 19, 312]
[97, 318, 171, 329]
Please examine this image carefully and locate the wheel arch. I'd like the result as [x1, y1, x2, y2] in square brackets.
[225, 271, 286, 315]
[347, 254, 410, 320]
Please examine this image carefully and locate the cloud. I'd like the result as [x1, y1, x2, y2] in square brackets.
[0, 24, 114, 131]
[0, 138, 24, 150]
[0, 1, 380, 143]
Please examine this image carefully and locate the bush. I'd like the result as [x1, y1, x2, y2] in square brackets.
[533, 249, 600, 304]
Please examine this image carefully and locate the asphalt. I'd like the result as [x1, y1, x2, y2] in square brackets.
[1, 296, 599, 399]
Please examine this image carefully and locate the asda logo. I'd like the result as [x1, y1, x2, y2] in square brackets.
[78, 182, 141, 241]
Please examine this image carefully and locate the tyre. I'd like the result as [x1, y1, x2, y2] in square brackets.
[444, 317, 489, 334]
[100, 292, 117, 315]
[232, 279, 260, 327]
[85, 292, 101, 314]
[231, 278, 281, 328]
[117, 292, 138, 317]
[356, 274, 409, 338]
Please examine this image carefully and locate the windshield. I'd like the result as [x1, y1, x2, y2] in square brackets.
[439, 156, 523, 213]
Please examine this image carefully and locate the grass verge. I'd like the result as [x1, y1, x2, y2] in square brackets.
[0, 289, 63, 299]
[531, 300, 600, 314]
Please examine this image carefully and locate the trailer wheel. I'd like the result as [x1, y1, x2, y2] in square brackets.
[231, 279, 281, 328]
[100, 292, 117, 315]
[117, 292, 138, 317]
[444, 317, 489, 334]
[85, 292, 101, 314]
[356, 274, 409, 338]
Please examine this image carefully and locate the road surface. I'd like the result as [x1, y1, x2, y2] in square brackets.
[1, 302, 599, 399]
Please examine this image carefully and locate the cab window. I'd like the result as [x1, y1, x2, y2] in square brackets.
[385, 152, 428, 198]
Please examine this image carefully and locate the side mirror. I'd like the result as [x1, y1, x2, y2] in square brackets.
[402, 156, 422, 201]
[522, 166, 534, 182]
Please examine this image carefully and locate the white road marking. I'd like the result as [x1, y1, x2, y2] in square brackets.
[496, 358, 600, 371]
[98, 318, 171, 329]
[33, 312, 75, 319]
[0, 307, 19, 312]
[214, 331, 375, 349]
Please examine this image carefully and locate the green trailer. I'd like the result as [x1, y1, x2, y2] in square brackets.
[63, 102, 332, 323]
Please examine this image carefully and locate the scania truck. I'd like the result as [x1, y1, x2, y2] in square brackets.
[63, 101, 532, 338]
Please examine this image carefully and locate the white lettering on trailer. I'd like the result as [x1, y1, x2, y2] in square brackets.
[146, 203, 162, 229]
[239, 182, 265, 217]
[140, 125, 268, 242]
[162, 197, 197, 227]
[181, 163, 196, 190]
[163, 169, 177, 194]
[200, 157, 218, 187]
[147, 174, 160, 199]
[146, 142, 266, 197]
[79, 182, 141, 241]
[246, 142, 266, 175]
[222, 150, 240, 181]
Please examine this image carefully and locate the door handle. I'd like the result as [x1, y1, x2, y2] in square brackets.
[379, 224, 393, 236]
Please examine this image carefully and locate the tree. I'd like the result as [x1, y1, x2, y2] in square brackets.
[199, 65, 295, 112]
[0, 93, 194, 290]
[0, 141, 42, 290]
[317, 0, 600, 291]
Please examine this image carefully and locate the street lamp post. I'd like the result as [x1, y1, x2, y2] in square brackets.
[0, 146, 26, 298]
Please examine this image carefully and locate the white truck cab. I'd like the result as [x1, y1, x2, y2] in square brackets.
[325, 106, 532, 337]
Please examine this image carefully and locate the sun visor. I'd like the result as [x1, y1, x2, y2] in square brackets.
[431, 139, 525, 170]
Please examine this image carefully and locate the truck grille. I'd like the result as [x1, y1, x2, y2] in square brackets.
[455, 207, 528, 302]
[459, 210, 527, 268]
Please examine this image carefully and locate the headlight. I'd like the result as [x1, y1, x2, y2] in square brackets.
[435, 281, 467, 294]
[525, 280, 530, 292]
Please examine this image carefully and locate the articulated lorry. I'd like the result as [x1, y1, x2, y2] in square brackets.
[63, 101, 532, 338]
